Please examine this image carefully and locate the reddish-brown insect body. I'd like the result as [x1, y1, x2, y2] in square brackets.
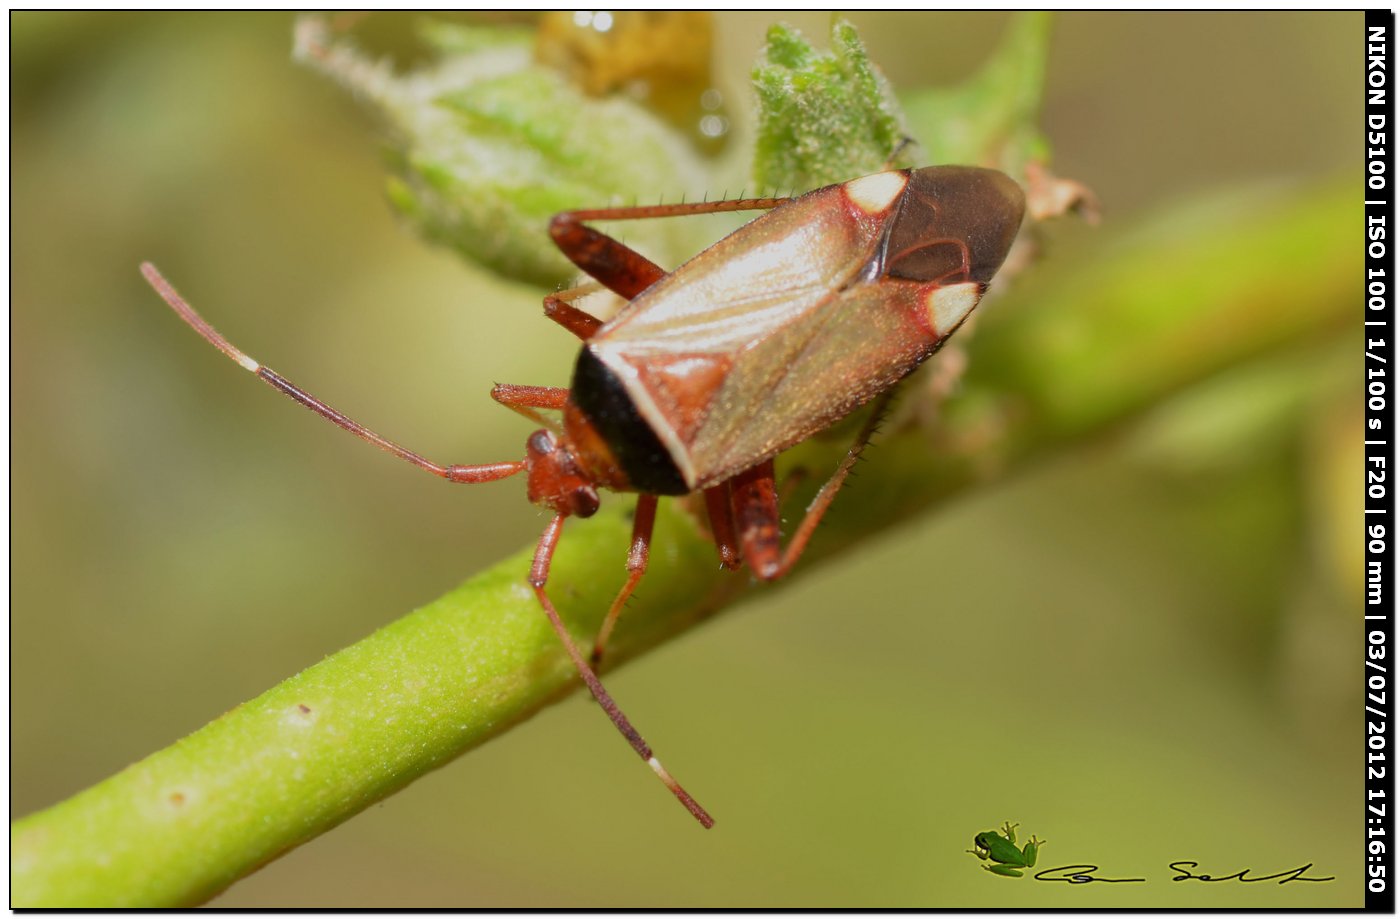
[142, 164, 1026, 829]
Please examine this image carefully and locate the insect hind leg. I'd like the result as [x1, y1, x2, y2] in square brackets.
[730, 390, 895, 581]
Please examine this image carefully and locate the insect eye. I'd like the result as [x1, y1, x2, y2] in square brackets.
[572, 486, 600, 518]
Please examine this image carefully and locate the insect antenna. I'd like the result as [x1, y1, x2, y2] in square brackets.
[140, 263, 524, 485]
[144, 262, 711, 826]
[883, 135, 918, 169]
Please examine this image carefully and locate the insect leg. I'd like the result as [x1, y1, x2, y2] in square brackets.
[560, 197, 792, 223]
[731, 392, 894, 581]
[490, 383, 569, 429]
[548, 216, 665, 300]
[550, 196, 791, 299]
[141, 263, 525, 485]
[730, 459, 781, 578]
[543, 286, 606, 341]
[590, 494, 657, 666]
[529, 512, 714, 828]
[702, 482, 741, 570]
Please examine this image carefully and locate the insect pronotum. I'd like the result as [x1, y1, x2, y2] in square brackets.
[143, 164, 1026, 828]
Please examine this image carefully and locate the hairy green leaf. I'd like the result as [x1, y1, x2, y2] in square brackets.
[752, 20, 909, 192]
[295, 16, 707, 286]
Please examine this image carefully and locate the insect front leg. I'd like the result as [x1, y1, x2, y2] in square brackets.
[542, 284, 609, 341]
[490, 383, 570, 430]
[527, 512, 714, 828]
[591, 494, 658, 667]
[730, 391, 895, 581]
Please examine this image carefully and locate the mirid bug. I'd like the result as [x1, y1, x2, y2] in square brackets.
[142, 163, 1025, 829]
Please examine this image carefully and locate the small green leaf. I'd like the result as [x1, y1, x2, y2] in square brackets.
[294, 16, 708, 286]
[752, 20, 909, 193]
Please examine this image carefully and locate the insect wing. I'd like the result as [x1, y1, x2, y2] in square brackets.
[582, 167, 1019, 490]
[594, 184, 873, 354]
[683, 278, 959, 487]
[585, 184, 884, 487]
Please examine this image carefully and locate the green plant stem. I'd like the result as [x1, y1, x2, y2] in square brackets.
[11, 180, 1354, 906]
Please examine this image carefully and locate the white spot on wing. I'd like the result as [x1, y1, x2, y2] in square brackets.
[844, 171, 908, 214]
[926, 282, 983, 336]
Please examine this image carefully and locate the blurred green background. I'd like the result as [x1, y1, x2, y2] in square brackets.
[12, 11, 1361, 907]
